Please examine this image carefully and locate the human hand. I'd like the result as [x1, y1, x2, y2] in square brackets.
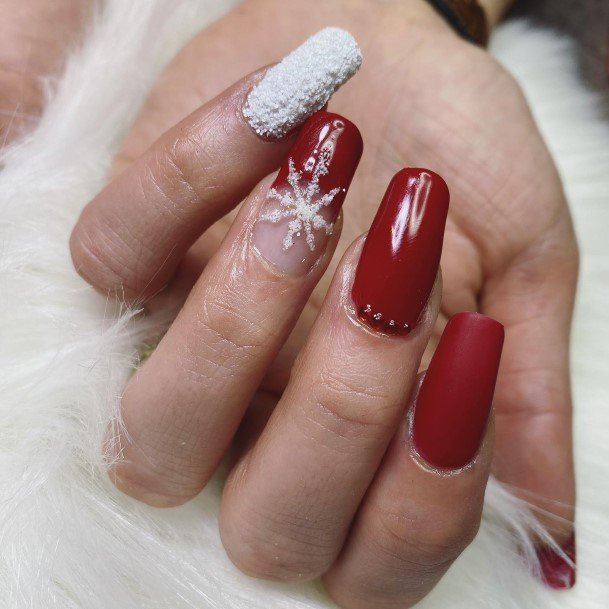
[71, 32, 510, 604]
[73, 0, 578, 593]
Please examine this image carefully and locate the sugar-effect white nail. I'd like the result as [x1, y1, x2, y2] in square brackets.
[243, 27, 362, 139]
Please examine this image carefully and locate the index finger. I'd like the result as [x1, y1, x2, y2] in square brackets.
[70, 27, 362, 301]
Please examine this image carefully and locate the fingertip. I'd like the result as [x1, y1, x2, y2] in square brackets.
[109, 461, 199, 508]
[537, 532, 577, 590]
[412, 311, 503, 470]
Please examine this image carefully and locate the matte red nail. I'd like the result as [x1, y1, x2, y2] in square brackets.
[537, 533, 576, 589]
[351, 168, 449, 334]
[253, 111, 363, 274]
[412, 312, 504, 469]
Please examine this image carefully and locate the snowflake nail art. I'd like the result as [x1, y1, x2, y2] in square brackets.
[260, 152, 342, 252]
[251, 112, 362, 275]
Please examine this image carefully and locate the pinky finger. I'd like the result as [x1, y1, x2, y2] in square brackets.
[324, 313, 504, 609]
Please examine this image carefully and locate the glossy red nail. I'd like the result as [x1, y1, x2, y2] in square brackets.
[412, 312, 504, 469]
[351, 168, 449, 334]
[537, 533, 576, 589]
[253, 111, 362, 274]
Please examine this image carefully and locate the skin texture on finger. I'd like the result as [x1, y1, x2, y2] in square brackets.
[323, 314, 503, 609]
[111, 178, 341, 506]
[110, 113, 362, 507]
[70, 70, 298, 301]
[323, 409, 494, 609]
[0, 0, 91, 145]
[220, 238, 442, 582]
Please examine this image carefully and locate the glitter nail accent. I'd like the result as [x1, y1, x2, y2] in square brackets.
[243, 28, 362, 139]
[260, 152, 341, 251]
[357, 305, 412, 335]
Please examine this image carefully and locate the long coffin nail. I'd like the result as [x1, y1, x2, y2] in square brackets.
[351, 168, 449, 334]
[243, 28, 362, 139]
[413, 312, 504, 469]
[252, 111, 362, 274]
[537, 533, 576, 589]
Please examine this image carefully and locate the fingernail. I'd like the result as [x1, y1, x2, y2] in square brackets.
[243, 28, 362, 139]
[537, 533, 576, 589]
[412, 312, 504, 469]
[351, 168, 449, 334]
[252, 111, 362, 274]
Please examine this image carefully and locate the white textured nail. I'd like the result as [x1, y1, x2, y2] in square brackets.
[243, 27, 362, 139]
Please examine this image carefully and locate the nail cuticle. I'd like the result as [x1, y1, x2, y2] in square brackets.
[406, 396, 491, 477]
[343, 295, 438, 342]
[249, 232, 335, 279]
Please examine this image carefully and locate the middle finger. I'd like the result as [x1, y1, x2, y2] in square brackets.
[220, 168, 450, 581]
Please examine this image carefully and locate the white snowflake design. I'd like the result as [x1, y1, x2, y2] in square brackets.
[260, 151, 342, 251]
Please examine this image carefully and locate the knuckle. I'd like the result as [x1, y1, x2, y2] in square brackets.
[165, 126, 226, 205]
[220, 499, 334, 581]
[499, 363, 571, 419]
[559, 237, 580, 283]
[370, 503, 477, 571]
[202, 290, 266, 347]
[525, 215, 580, 287]
[179, 288, 274, 379]
[309, 367, 396, 443]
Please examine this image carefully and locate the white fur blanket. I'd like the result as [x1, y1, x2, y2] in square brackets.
[1, 1, 607, 608]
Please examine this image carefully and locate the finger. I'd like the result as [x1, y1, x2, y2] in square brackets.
[70, 27, 362, 300]
[324, 313, 503, 609]
[220, 169, 450, 581]
[110, 112, 363, 506]
[482, 214, 579, 588]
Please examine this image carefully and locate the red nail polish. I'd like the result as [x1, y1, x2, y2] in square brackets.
[253, 111, 362, 273]
[412, 313, 504, 469]
[537, 533, 576, 589]
[351, 168, 449, 334]
[273, 110, 363, 215]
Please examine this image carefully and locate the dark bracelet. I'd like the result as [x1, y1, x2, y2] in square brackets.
[426, 0, 489, 46]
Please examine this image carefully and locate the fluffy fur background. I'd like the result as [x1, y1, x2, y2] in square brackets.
[0, 1, 607, 607]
